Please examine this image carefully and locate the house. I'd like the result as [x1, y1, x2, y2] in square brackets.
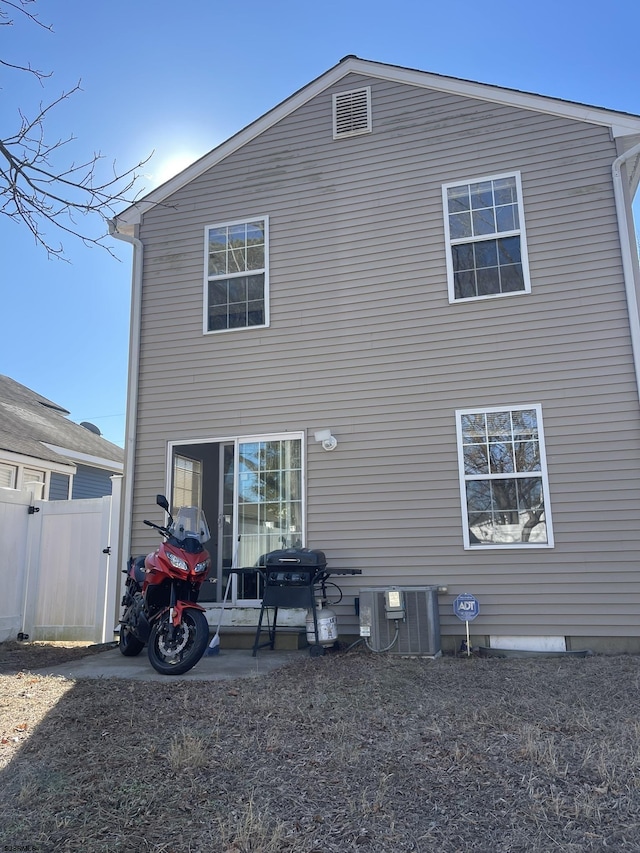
[0, 374, 124, 500]
[111, 56, 640, 653]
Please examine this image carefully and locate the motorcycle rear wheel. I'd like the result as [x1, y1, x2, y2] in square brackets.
[148, 608, 209, 675]
[119, 624, 144, 657]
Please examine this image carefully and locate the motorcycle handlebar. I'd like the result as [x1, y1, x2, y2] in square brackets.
[143, 519, 168, 535]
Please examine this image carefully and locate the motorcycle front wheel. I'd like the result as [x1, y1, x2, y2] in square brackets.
[148, 608, 209, 675]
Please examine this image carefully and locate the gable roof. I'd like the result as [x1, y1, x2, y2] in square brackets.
[0, 375, 124, 470]
[112, 55, 640, 232]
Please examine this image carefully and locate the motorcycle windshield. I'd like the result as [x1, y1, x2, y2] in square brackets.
[169, 506, 211, 544]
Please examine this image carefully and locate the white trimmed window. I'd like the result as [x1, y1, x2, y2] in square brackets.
[0, 463, 17, 489]
[21, 467, 46, 499]
[0, 463, 50, 498]
[205, 217, 269, 333]
[443, 172, 531, 302]
[455, 405, 553, 548]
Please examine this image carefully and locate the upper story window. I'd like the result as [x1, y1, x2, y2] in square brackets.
[204, 217, 269, 333]
[455, 404, 553, 549]
[442, 172, 531, 302]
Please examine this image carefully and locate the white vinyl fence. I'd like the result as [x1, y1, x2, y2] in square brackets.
[0, 477, 121, 644]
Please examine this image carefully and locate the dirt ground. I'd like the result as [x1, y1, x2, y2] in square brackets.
[1, 641, 639, 852]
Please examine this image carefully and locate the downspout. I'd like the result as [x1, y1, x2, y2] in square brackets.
[612, 141, 640, 404]
[108, 219, 143, 582]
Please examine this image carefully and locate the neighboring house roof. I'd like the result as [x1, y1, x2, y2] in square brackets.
[0, 375, 124, 471]
[112, 55, 640, 232]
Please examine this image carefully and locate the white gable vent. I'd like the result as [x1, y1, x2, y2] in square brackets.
[332, 86, 372, 139]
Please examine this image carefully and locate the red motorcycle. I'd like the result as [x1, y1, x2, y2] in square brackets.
[119, 494, 213, 675]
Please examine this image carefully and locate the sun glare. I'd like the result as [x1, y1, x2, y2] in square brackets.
[150, 151, 201, 187]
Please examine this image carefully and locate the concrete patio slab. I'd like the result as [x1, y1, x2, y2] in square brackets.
[34, 645, 306, 682]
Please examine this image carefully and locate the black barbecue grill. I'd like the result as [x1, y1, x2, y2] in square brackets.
[233, 548, 361, 657]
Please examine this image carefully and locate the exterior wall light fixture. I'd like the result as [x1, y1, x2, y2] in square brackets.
[314, 429, 338, 451]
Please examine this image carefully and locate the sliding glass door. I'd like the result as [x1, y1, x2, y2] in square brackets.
[219, 434, 303, 604]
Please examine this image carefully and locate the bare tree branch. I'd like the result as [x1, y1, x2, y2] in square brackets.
[0, 0, 150, 259]
[1, 0, 47, 24]
[0, 0, 51, 80]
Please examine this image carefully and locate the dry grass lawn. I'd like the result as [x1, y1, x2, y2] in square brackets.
[1, 641, 639, 852]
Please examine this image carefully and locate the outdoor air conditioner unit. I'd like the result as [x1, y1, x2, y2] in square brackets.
[358, 586, 441, 656]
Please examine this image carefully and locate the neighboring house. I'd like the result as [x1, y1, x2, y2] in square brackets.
[111, 56, 640, 652]
[0, 375, 124, 500]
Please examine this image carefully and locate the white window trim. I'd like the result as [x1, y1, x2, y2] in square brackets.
[203, 215, 270, 335]
[455, 403, 554, 550]
[19, 467, 49, 500]
[442, 171, 531, 304]
[0, 454, 75, 499]
[0, 462, 17, 489]
[53, 473, 73, 500]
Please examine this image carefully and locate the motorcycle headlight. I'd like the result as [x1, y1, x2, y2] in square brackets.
[194, 558, 211, 574]
[167, 552, 188, 572]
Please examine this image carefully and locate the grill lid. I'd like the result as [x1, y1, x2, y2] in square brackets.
[261, 547, 327, 569]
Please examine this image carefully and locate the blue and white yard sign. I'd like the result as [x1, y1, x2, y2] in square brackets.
[453, 593, 479, 656]
[453, 593, 480, 622]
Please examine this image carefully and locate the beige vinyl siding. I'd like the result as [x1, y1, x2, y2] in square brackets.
[130, 72, 640, 640]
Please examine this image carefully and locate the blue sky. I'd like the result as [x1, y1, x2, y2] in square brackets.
[2, 0, 639, 446]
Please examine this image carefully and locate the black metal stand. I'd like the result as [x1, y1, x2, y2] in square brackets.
[244, 567, 362, 657]
[252, 579, 322, 656]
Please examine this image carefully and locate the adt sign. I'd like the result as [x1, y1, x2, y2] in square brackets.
[453, 593, 480, 622]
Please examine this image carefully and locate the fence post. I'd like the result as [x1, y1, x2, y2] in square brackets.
[100, 475, 123, 643]
[21, 492, 44, 640]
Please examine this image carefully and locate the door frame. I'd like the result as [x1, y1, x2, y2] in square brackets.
[166, 431, 306, 605]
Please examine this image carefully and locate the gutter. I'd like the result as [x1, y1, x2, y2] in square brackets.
[108, 219, 143, 575]
[42, 444, 123, 472]
[612, 141, 640, 404]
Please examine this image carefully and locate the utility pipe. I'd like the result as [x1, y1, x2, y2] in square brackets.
[108, 221, 144, 580]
